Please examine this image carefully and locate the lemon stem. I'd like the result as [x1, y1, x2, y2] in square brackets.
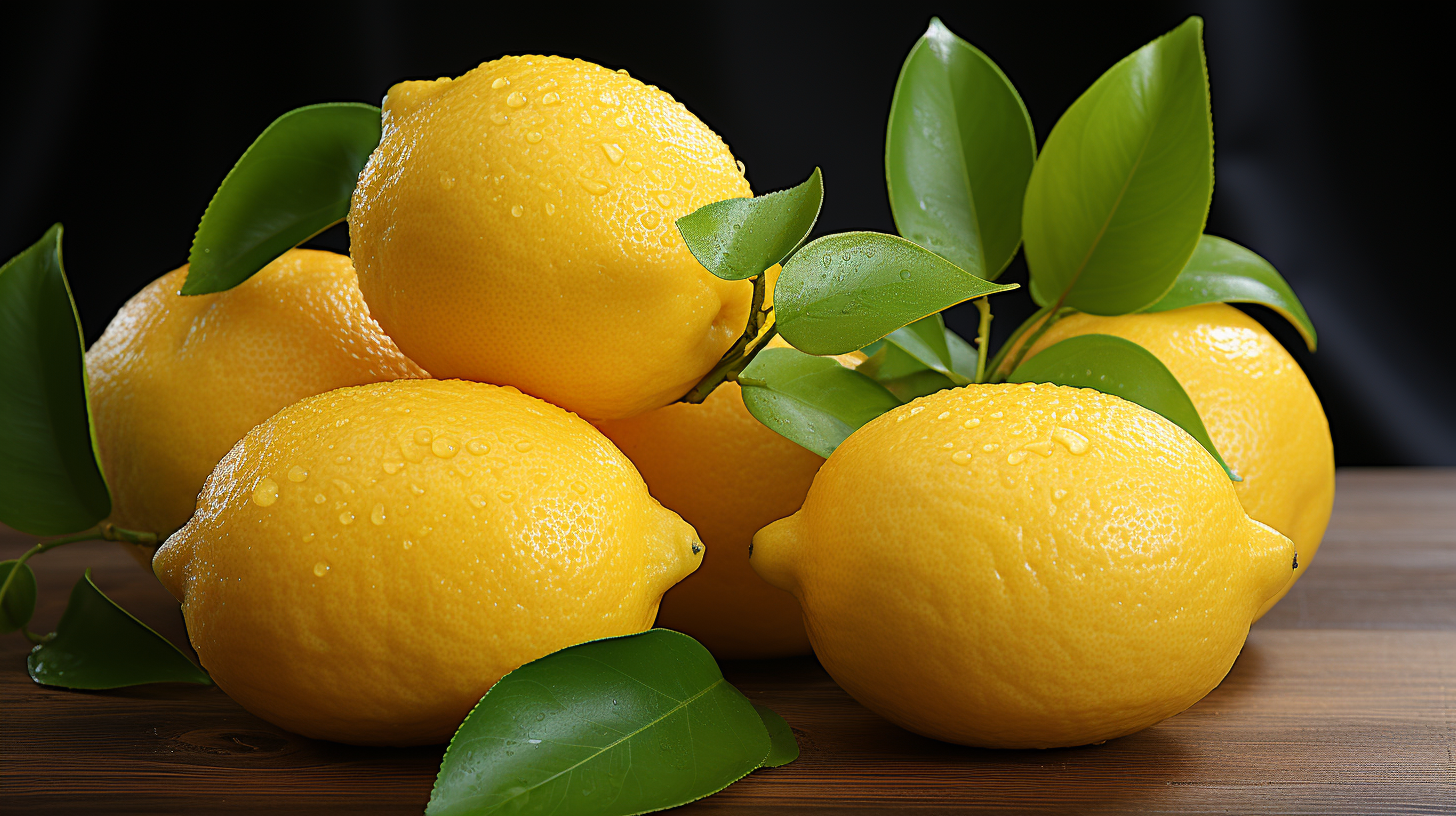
[679, 270, 775, 404]
[973, 299, 993, 384]
[0, 524, 161, 640]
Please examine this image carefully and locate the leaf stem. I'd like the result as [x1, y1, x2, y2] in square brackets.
[973, 299, 993, 384]
[991, 304, 1074, 383]
[679, 271, 776, 404]
[0, 523, 160, 626]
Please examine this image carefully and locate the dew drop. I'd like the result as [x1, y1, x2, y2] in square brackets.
[467, 439, 491, 455]
[511, 204, 524, 217]
[656, 192, 673, 208]
[313, 562, 330, 577]
[332, 478, 354, 495]
[402, 540, 414, 550]
[515, 441, 534, 452]
[570, 481, 589, 494]
[410, 484, 425, 496]
[382, 460, 403, 474]
[941, 442, 954, 450]
[735, 160, 747, 175]
[936, 411, 951, 420]
[414, 428, 433, 445]
[314, 493, 327, 505]
[286, 466, 309, 483]
[614, 113, 630, 128]
[991, 411, 1004, 419]
[1053, 488, 1068, 501]
[541, 91, 559, 104]
[252, 478, 279, 507]
[578, 178, 610, 195]
[468, 494, 487, 509]
[525, 131, 542, 144]
[1007, 451, 1027, 465]
[600, 143, 625, 164]
[545, 202, 556, 215]
[951, 450, 972, 465]
[640, 211, 660, 229]
[899, 269, 912, 281]
[499, 490, 516, 503]
[370, 503, 387, 526]
[490, 111, 508, 125]
[339, 511, 355, 525]
[506, 91, 527, 108]
[963, 418, 981, 428]
[1052, 427, 1090, 455]
[1024, 440, 1055, 457]
[983, 443, 1000, 452]
[491, 77, 509, 89]
[626, 160, 643, 172]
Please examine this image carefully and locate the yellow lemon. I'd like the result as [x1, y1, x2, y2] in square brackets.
[350, 56, 756, 420]
[1019, 303, 1333, 618]
[85, 249, 425, 564]
[595, 335, 858, 659]
[153, 379, 702, 746]
[751, 383, 1293, 748]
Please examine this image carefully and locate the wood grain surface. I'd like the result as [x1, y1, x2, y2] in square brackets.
[2, 468, 1452, 815]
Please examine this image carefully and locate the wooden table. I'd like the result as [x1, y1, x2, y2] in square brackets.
[3, 468, 1452, 814]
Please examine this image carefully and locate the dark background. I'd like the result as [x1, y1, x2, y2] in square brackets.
[3, 2, 1448, 465]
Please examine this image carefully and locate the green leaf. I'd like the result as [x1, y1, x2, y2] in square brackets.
[944, 326, 980, 381]
[183, 102, 382, 295]
[27, 570, 211, 689]
[754, 705, 799, 768]
[775, 232, 1016, 355]
[886, 18, 1036, 279]
[1023, 17, 1212, 315]
[1, 560, 38, 634]
[1008, 333, 1238, 479]
[676, 167, 824, 281]
[0, 225, 112, 536]
[1145, 234, 1317, 350]
[427, 629, 769, 816]
[738, 347, 902, 458]
[884, 314, 968, 384]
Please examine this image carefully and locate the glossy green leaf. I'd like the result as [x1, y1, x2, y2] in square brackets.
[428, 629, 769, 816]
[738, 347, 902, 458]
[676, 168, 824, 280]
[1023, 17, 1212, 315]
[1008, 333, 1237, 479]
[0, 225, 111, 535]
[183, 103, 382, 295]
[886, 18, 1036, 279]
[776, 232, 1016, 355]
[28, 570, 212, 689]
[945, 326, 980, 381]
[1145, 234, 1317, 350]
[1, 560, 38, 634]
[754, 705, 799, 768]
[884, 314, 969, 385]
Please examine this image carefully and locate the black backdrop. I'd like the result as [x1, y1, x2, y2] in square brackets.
[4, 1, 1448, 465]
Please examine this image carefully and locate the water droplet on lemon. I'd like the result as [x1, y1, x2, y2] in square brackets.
[252, 478, 279, 507]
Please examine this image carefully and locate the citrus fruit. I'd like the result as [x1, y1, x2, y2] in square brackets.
[751, 383, 1294, 748]
[349, 55, 757, 420]
[1019, 303, 1333, 618]
[153, 378, 702, 746]
[85, 248, 425, 563]
[595, 335, 859, 659]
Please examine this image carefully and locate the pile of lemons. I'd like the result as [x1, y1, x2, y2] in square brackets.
[90, 56, 1331, 748]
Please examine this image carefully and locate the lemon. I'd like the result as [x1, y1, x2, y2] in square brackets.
[1020, 303, 1333, 618]
[595, 335, 859, 659]
[86, 249, 425, 564]
[350, 56, 757, 420]
[751, 383, 1293, 748]
[153, 379, 701, 746]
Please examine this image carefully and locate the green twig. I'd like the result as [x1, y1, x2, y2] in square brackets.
[680, 271, 775, 404]
[0, 523, 160, 628]
[973, 299, 993, 384]
[994, 305, 1074, 382]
